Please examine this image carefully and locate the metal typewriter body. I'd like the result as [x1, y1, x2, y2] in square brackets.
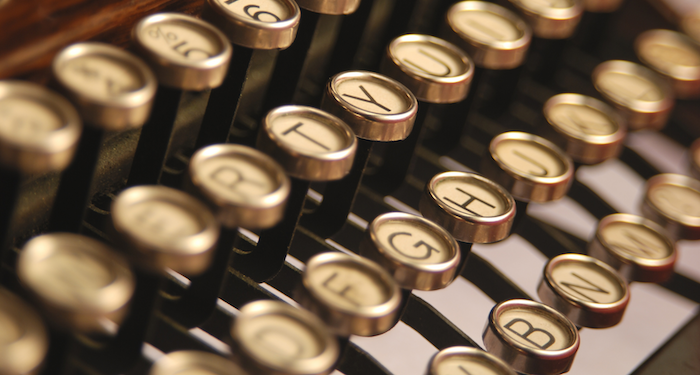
[1, 0, 699, 374]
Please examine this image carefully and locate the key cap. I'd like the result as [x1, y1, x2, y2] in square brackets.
[635, 29, 700, 100]
[0, 288, 49, 375]
[482, 131, 574, 227]
[234, 105, 356, 281]
[302, 70, 418, 237]
[443, 1, 531, 118]
[128, 13, 232, 186]
[365, 34, 474, 195]
[0, 81, 81, 263]
[230, 300, 339, 375]
[588, 213, 677, 283]
[296, 252, 402, 337]
[149, 350, 250, 375]
[359, 212, 461, 291]
[427, 346, 517, 375]
[162, 144, 290, 327]
[112, 185, 220, 275]
[198, 0, 301, 147]
[48, 42, 157, 233]
[543, 93, 626, 165]
[538, 253, 630, 328]
[483, 299, 580, 375]
[592, 60, 674, 131]
[421, 171, 517, 244]
[641, 173, 700, 241]
[17, 233, 135, 334]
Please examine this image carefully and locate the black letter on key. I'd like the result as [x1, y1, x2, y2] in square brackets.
[444, 187, 495, 217]
[321, 272, 361, 306]
[559, 272, 610, 303]
[504, 318, 555, 350]
[609, 230, 663, 258]
[282, 122, 331, 151]
[388, 232, 440, 260]
[342, 85, 391, 112]
[512, 150, 549, 176]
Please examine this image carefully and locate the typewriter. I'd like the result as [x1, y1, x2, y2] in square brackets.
[1, 0, 699, 374]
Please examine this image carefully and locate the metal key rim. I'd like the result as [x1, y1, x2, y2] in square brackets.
[427, 346, 517, 375]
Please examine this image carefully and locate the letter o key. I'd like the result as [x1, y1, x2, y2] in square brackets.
[483, 299, 579, 375]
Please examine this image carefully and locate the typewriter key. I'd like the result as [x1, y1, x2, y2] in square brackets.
[359, 212, 461, 291]
[17, 233, 135, 334]
[367, 34, 473, 194]
[198, 0, 300, 148]
[49, 43, 156, 233]
[297, 252, 401, 337]
[445, 1, 531, 70]
[161, 144, 289, 327]
[543, 93, 625, 165]
[589, 213, 676, 283]
[0, 288, 48, 375]
[303, 71, 418, 236]
[112, 185, 220, 275]
[509, 0, 584, 40]
[443, 1, 531, 118]
[427, 346, 516, 375]
[129, 14, 232, 187]
[484, 132, 574, 203]
[133, 13, 231, 91]
[641, 173, 700, 241]
[483, 299, 579, 375]
[0, 81, 82, 174]
[420, 171, 516, 244]
[236, 106, 356, 281]
[592, 60, 674, 131]
[538, 253, 629, 328]
[231, 300, 339, 375]
[0, 82, 81, 260]
[149, 350, 249, 375]
[635, 29, 700, 100]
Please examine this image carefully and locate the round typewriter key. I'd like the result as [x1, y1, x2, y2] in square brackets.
[258, 105, 356, 181]
[190, 144, 290, 229]
[538, 253, 630, 328]
[483, 299, 579, 375]
[301, 71, 418, 237]
[484, 132, 574, 203]
[206, 0, 300, 49]
[543, 93, 625, 165]
[0, 81, 81, 173]
[381, 34, 473, 103]
[133, 13, 232, 91]
[589, 213, 676, 282]
[427, 346, 517, 375]
[295, 0, 360, 15]
[359, 212, 461, 291]
[592, 60, 674, 131]
[17, 233, 135, 334]
[322, 71, 418, 142]
[509, 0, 583, 40]
[149, 350, 249, 375]
[0, 288, 48, 375]
[52, 42, 156, 131]
[420, 171, 516, 244]
[445, 1, 532, 70]
[112, 185, 219, 275]
[297, 252, 401, 337]
[635, 29, 700, 100]
[641, 173, 700, 241]
[231, 300, 339, 375]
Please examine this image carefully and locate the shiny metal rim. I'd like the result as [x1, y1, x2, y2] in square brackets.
[642, 173, 700, 234]
[428, 346, 517, 375]
[543, 93, 625, 146]
[446, 1, 531, 51]
[592, 60, 674, 115]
